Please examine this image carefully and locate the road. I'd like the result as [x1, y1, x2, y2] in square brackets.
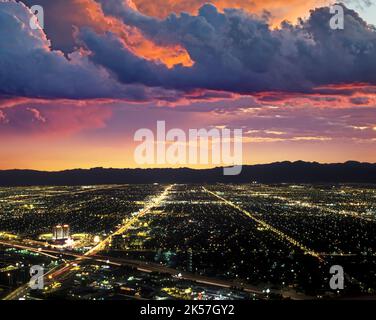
[203, 187, 324, 262]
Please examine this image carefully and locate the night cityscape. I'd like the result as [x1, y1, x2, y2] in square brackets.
[1, 183, 375, 300]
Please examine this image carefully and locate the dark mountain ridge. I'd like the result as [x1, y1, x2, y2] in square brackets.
[0, 161, 375, 186]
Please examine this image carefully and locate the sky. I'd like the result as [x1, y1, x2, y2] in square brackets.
[0, 0, 376, 170]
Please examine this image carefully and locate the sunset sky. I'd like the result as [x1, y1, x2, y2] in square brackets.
[0, 0, 376, 170]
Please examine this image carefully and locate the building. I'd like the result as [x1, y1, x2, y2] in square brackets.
[53, 224, 70, 240]
[62, 224, 70, 239]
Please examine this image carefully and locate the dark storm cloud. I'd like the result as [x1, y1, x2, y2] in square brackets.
[88, 0, 376, 93]
[0, 1, 182, 100]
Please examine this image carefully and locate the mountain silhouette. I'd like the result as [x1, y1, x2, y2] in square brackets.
[0, 161, 375, 186]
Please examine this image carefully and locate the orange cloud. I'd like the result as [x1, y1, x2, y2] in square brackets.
[118, 26, 193, 68]
[78, 0, 193, 67]
[133, 0, 331, 26]
[74, 0, 329, 67]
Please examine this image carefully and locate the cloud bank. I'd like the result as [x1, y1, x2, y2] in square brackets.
[90, 0, 376, 94]
[1, 0, 376, 100]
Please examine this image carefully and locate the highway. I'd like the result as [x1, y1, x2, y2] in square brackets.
[84, 184, 173, 256]
[0, 238, 274, 299]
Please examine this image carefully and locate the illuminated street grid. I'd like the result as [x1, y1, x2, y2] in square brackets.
[207, 184, 376, 254]
[0, 184, 375, 299]
[206, 184, 376, 292]
[0, 185, 163, 236]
